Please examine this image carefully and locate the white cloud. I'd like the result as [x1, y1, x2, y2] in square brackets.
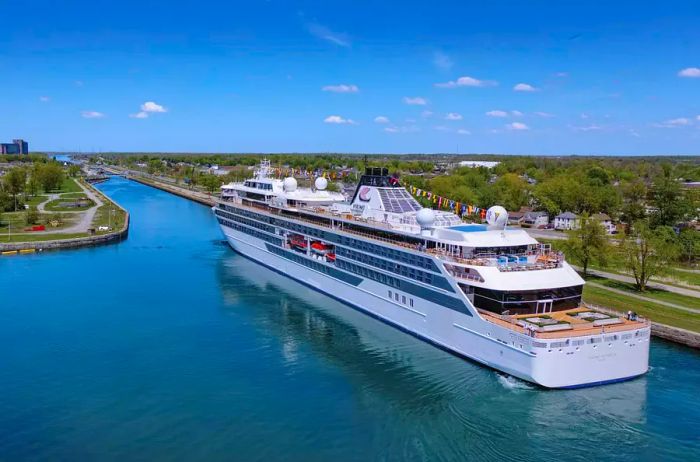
[81, 111, 105, 119]
[629, 129, 641, 138]
[653, 117, 692, 128]
[374, 116, 390, 124]
[39, 96, 50, 102]
[555, 72, 568, 77]
[324, 115, 357, 125]
[486, 110, 508, 118]
[130, 101, 167, 119]
[697, 115, 700, 121]
[573, 124, 603, 132]
[421, 110, 433, 118]
[445, 112, 463, 121]
[384, 125, 419, 134]
[580, 113, 590, 119]
[435, 76, 496, 88]
[510, 110, 523, 117]
[322, 84, 359, 93]
[305, 21, 350, 47]
[457, 129, 471, 135]
[433, 51, 453, 71]
[506, 122, 529, 130]
[513, 83, 537, 92]
[384, 127, 400, 133]
[678, 67, 700, 78]
[141, 101, 167, 113]
[433, 125, 449, 131]
[403, 96, 428, 105]
[534, 111, 555, 118]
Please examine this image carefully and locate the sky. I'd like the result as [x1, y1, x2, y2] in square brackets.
[1, 0, 699, 155]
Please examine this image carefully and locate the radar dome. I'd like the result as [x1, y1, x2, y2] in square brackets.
[416, 208, 436, 228]
[283, 177, 298, 192]
[486, 205, 508, 228]
[314, 177, 328, 190]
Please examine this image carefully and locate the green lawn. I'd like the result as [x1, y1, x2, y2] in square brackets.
[586, 276, 700, 310]
[44, 197, 95, 212]
[0, 232, 87, 243]
[91, 204, 126, 231]
[0, 210, 77, 231]
[583, 284, 700, 333]
[25, 195, 48, 207]
[43, 177, 83, 194]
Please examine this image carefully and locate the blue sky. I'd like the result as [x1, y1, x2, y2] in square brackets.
[1, 0, 699, 155]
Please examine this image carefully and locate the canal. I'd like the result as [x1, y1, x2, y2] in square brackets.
[1, 177, 699, 461]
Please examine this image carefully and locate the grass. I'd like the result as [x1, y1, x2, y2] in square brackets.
[25, 195, 48, 207]
[91, 204, 127, 232]
[44, 197, 95, 212]
[0, 232, 87, 243]
[43, 177, 82, 194]
[583, 284, 700, 333]
[60, 192, 88, 199]
[586, 275, 700, 310]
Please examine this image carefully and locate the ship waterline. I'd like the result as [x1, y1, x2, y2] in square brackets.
[213, 162, 651, 388]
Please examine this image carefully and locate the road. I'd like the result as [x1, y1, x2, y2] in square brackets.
[575, 266, 700, 299]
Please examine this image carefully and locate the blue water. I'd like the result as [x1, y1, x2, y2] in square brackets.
[449, 224, 487, 232]
[1, 177, 699, 461]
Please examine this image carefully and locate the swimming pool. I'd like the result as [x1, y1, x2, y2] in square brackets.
[449, 224, 488, 232]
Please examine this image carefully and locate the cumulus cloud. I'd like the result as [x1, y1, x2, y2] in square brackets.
[433, 51, 453, 71]
[324, 115, 357, 125]
[421, 110, 433, 118]
[510, 110, 523, 117]
[39, 96, 50, 102]
[305, 21, 350, 47]
[81, 111, 105, 119]
[457, 129, 471, 135]
[513, 83, 537, 92]
[322, 84, 359, 93]
[653, 117, 692, 128]
[506, 122, 529, 130]
[435, 76, 496, 88]
[445, 112, 463, 121]
[130, 101, 167, 119]
[403, 96, 428, 105]
[534, 111, 555, 118]
[384, 125, 419, 134]
[384, 127, 400, 133]
[486, 110, 508, 118]
[573, 124, 603, 132]
[678, 67, 700, 78]
[374, 116, 390, 124]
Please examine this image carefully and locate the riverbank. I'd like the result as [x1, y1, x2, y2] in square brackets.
[0, 179, 129, 253]
[119, 172, 700, 350]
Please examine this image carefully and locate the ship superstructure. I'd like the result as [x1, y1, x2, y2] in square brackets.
[213, 161, 650, 388]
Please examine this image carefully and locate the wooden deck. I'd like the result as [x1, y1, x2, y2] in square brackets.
[479, 307, 649, 340]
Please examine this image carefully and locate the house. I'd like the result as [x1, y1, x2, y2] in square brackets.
[521, 211, 549, 228]
[592, 213, 616, 234]
[506, 206, 531, 226]
[554, 212, 579, 230]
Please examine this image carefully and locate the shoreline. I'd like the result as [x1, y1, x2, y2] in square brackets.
[120, 170, 700, 350]
[0, 178, 130, 253]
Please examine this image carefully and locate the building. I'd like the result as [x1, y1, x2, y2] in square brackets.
[1, 139, 29, 155]
[457, 160, 501, 169]
[592, 213, 616, 234]
[554, 212, 579, 230]
[520, 211, 549, 228]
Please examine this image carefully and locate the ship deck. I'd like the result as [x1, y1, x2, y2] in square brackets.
[478, 307, 649, 340]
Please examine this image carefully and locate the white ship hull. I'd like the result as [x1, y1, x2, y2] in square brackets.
[220, 224, 650, 389]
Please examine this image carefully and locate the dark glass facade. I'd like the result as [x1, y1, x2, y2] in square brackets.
[472, 285, 583, 315]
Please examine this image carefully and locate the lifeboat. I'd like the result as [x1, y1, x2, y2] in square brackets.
[311, 241, 332, 254]
[326, 253, 336, 262]
[289, 235, 308, 249]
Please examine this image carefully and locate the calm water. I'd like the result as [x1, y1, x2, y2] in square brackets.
[2, 177, 699, 462]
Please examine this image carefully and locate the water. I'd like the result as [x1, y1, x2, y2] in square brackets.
[1, 177, 699, 461]
[448, 224, 487, 232]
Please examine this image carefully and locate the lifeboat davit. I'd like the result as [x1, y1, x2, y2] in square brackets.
[311, 241, 331, 254]
[289, 235, 307, 249]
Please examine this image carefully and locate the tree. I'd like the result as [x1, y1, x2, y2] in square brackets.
[564, 213, 609, 276]
[2, 167, 27, 211]
[678, 228, 700, 264]
[36, 163, 64, 192]
[68, 164, 81, 177]
[201, 174, 221, 195]
[25, 206, 39, 226]
[621, 221, 679, 291]
[649, 165, 691, 227]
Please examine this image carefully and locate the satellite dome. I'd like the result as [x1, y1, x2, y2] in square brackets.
[486, 205, 508, 228]
[314, 177, 328, 191]
[283, 177, 298, 192]
[416, 208, 436, 228]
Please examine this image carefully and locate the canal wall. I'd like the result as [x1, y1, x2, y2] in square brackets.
[0, 180, 130, 254]
[127, 172, 700, 350]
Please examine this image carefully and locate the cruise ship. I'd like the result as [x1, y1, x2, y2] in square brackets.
[213, 160, 650, 388]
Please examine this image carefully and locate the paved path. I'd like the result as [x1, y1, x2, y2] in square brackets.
[586, 281, 700, 314]
[574, 266, 700, 299]
[12, 181, 104, 235]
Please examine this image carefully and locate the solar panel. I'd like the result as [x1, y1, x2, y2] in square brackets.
[378, 188, 422, 213]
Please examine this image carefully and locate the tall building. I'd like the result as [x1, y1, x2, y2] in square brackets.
[1, 139, 29, 154]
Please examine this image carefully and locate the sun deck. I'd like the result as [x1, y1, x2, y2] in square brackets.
[478, 307, 649, 339]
